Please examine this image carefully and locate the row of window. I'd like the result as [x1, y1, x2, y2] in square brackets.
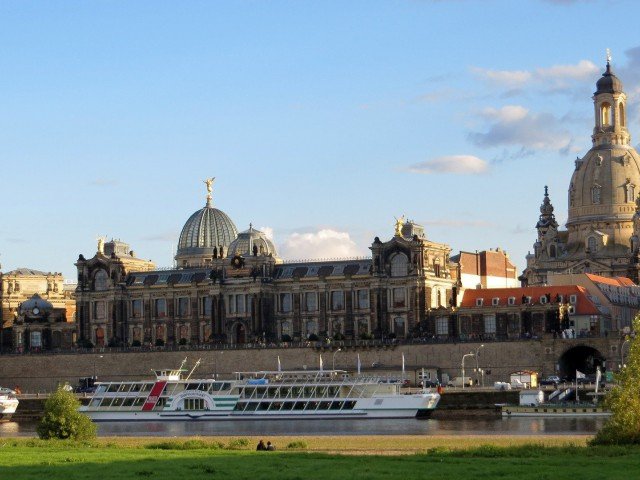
[475, 294, 577, 307]
[233, 400, 357, 412]
[278, 290, 372, 313]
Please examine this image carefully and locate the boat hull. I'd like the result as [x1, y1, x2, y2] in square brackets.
[501, 405, 611, 417]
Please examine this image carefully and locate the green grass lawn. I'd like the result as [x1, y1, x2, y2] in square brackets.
[1, 438, 639, 480]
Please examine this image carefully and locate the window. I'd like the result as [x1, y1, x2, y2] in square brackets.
[184, 398, 205, 411]
[357, 289, 369, 309]
[177, 297, 189, 317]
[281, 321, 292, 337]
[433, 262, 441, 277]
[626, 183, 636, 203]
[227, 295, 236, 314]
[601, 102, 611, 126]
[484, 315, 496, 334]
[569, 295, 577, 304]
[392, 288, 406, 308]
[508, 297, 516, 306]
[94, 269, 109, 291]
[280, 293, 292, 313]
[587, 236, 597, 253]
[549, 244, 556, 258]
[591, 185, 601, 205]
[540, 296, 547, 304]
[620, 103, 626, 127]
[93, 301, 105, 320]
[132, 299, 143, 318]
[476, 298, 484, 306]
[236, 295, 245, 315]
[331, 291, 344, 310]
[155, 299, 167, 318]
[492, 298, 499, 306]
[305, 320, 318, 337]
[435, 317, 448, 336]
[305, 292, 317, 312]
[202, 297, 212, 316]
[390, 253, 408, 277]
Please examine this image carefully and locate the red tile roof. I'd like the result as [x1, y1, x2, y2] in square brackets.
[460, 285, 600, 315]
[585, 273, 636, 287]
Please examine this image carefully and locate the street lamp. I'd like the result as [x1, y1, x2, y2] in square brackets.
[621, 338, 630, 369]
[475, 344, 485, 387]
[332, 348, 342, 370]
[461, 352, 475, 389]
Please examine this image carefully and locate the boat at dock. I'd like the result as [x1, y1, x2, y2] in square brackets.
[0, 388, 19, 422]
[500, 388, 610, 418]
[80, 361, 440, 422]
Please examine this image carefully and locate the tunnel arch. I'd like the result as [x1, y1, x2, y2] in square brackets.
[558, 345, 606, 380]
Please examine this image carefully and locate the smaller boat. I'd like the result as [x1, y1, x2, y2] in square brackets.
[501, 389, 610, 417]
[0, 388, 19, 422]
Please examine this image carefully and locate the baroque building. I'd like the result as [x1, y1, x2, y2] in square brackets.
[0, 268, 76, 351]
[522, 58, 640, 285]
[75, 186, 457, 347]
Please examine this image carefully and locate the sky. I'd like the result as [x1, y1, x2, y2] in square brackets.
[2, 0, 640, 281]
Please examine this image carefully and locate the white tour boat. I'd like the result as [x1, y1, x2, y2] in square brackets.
[0, 388, 19, 422]
[80, 362, 440, 422]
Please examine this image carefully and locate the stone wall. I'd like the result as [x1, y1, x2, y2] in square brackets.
[0, 337, 615, 393]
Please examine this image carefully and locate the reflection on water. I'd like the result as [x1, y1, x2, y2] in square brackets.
[1, 417, 607, 438]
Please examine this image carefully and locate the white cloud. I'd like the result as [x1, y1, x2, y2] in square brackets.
[408, 155, 489, 175]
[469, 105, 572, 152]
[279, 229, 363, 260]
[259, 226, 274, 240]
[472, 60, 599, 91]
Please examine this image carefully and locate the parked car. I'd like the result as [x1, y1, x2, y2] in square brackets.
[420, 380, 440, 388]
[540, 376, 561, 387]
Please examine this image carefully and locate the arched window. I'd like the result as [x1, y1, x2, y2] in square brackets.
[305, 320, 317, 337]
[94, 269, 109, 291]
[394, 317, 405, 336]
[591, 185, 601, 204]
[390, 253, 408, 277]
[549, 244, 556, 258]
[601, 102, 611, 126]
[281, 321, 291, 336]
[619, 103, 625, 127]
[587, 236, 597, 253]
[626, 183, 635, 203]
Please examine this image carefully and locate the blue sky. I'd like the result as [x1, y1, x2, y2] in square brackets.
[2, 0, 640, 280]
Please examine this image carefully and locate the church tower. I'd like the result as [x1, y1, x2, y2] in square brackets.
[523, 53, 640, 285]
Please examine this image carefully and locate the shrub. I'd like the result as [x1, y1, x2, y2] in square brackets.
[77, 339, 94, 349]
[281, 334, 292, 343]
[307, 333, 319, 342]
[131, 340, 142, 347]
[179, 338, 188, 346]
[37, 387, 96, 440]
[286, 440, 308, 450]
[154, 339, 165, 347]
[592, 314, 640, 445]
[226, 438, 250, 450]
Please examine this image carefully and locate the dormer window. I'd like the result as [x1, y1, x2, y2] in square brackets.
[569, 294, 577, 304]
[508, 297, 516, 306]
[492, 298, 499, 306]
[476, 298, 484, 307]
[540, 296, 547, 304]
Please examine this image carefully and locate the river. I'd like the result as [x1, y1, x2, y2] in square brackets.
[0, 417, 606, 437]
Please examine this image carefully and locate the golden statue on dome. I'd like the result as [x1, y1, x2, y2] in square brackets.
[204, 177, 215, 205]
[394, 215, 405, 236]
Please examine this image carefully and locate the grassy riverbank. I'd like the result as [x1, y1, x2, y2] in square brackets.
[1, 436, 637, 480]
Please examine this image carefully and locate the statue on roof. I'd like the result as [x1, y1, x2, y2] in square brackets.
[97, 236, 105, 254]
[204, 177, 215, 205]
[394, 215, 405, 237]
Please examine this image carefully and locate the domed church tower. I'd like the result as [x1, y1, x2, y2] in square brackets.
[175, 178, 238, 268]
[523, 53, 640, 285]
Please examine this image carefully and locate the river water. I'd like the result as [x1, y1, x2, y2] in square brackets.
[0, 417, 606, 437]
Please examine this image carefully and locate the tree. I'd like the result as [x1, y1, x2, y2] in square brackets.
[37, 386, 96, 440]
[592, 315, 640, 445]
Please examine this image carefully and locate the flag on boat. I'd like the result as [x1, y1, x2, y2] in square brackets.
[357, 354, 361, 374]
[402, 353, 405, 376]
[576, 370, 586, 379]
[319, 354, 324, 371]
[277, 356, 281, 372]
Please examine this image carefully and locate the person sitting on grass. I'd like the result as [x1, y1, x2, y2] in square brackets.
[266, 441, 276, 451]
[256, 439, 267, 451]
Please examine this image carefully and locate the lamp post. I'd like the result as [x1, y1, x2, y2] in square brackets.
[332, 348, 342, 370]
[214, 351, 223, 379]
[475, 344, 485, 387]
[461, 352, 474, 389]
[621, 338, 630, 369]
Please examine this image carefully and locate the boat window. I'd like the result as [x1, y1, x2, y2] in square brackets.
[107, 384, 119, 393]
[133, 398, 145, 407]
[233, 402, 246, 412]
[319, 401, 331, 410]
[280, 402, 293, 411]
[130, 384, 141, 392]
[221, 383, 231, 391]
[307, 401, 318, 410]
[257, 402, 270, 411]
[330, 401, 343, 410]
[122, 398, 135, 407]
[99, 398, 114, 408]
[112, 398, 124, 407]
[140, 383, 152, 392]
[268, 402, 282, 411]
[184, 398, 205, 410]
[96, 385, 107, 394]
[118, 384, 130, 393]
[90, 399, 101, 408]
[268, 388, 279, 398]
[294, 401, 306, 410]
[186, 383, 199, 390]
[154, 398, 167, 409]
[244, 402, 258, 411]
[280, 387, 290, 398]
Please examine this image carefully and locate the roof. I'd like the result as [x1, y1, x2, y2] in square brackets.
[585, 274, 636, 287]
[460, 285, 600, 315]
[4, 268, 53, 276]
[274, 260, 371, 280]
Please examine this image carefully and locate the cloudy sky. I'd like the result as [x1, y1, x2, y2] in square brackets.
[2, 0, 640, 280]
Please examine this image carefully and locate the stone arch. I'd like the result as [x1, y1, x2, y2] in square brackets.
[231, 322, 246, 344]
[558, 344, 606, 380]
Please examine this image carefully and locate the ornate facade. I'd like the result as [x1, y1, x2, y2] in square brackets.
[75, 187, 456, 347]
[522, 59, 640, 285]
